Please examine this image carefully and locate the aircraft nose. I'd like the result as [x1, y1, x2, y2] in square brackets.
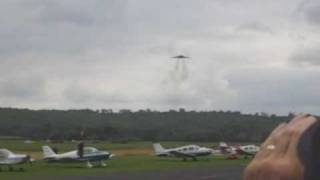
[103, 151, 114, 159]
[109, 153, 115, 158]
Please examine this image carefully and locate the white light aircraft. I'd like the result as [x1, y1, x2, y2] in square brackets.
[219, 142, 260, 159]
[0, 149, 32, 171]
[153, 143, 213, 161]
[42, 144, 114, 168]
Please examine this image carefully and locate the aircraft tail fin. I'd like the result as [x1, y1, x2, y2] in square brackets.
[219, 142, 230, 154]
[219, 142, 228, 148]
[42, 146, 56, 158]
[0, 149, 12, 158]
[153, 143, 166, 155]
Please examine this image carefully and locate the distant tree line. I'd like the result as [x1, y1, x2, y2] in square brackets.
[0, 107, 303, 142]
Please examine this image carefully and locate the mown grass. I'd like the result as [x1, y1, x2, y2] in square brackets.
[0, 156, 249, 180]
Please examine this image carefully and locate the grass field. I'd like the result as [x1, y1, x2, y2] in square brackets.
[0, 140, 250, 180]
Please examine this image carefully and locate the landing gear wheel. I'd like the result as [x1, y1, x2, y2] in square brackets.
[100, 161, 106, 167]
[86, 161, 93, 168]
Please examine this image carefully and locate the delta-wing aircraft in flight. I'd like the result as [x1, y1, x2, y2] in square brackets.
[172, 55, 190, 59]
[0, 149, 32, 171]
[219, 142, 260, 159]
[153, 143, 213, 161]
[42, 143, 114, 168]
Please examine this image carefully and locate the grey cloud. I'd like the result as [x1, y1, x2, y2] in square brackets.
[62, 83, 133, 105]
[290, 45, 320, 66]
[0, 0, 129, 56]
[39, 2, 95, 25]
[306, 6, 320, 25]
[297, 0, 320, 25]
[0, 76, 46, 99]
[236, 22, 273, 34]
[34, 0, 126, 26]
[227, 67, 320, 114]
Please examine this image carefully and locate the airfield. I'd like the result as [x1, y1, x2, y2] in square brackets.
[0, 140, 249, 180]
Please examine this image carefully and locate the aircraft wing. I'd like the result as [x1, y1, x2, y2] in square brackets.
[168, 151, 196, 158]
[0, 161, 10, 165]
[43, 157, 79, 163]
[44, 154, 112, 162]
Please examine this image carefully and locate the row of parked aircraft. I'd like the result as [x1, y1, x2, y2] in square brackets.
[153, 142, 260, 161]
[0, 143, 114, 171]
[0, 142, 260, 171]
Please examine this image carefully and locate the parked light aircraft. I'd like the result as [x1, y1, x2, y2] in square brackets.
[219, 142, 260, 159]
[153, 143, 213, 161]
[0, 149, 32, 171]
[42, 143, 113, 168]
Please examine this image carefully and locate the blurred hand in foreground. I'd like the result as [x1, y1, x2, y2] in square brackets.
[243, 115, 317, 180]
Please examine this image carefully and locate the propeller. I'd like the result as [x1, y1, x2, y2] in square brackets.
[77, 129, 85, 158]
[77, 142, 84, 158]
[109, 154, 115, 159]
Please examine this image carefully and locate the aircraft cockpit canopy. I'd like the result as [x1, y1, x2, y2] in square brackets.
[182, 145, 200, 151]
[83, 147, 99, 154]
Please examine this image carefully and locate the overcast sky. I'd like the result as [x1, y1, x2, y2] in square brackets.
[0, 0, 320, 115]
